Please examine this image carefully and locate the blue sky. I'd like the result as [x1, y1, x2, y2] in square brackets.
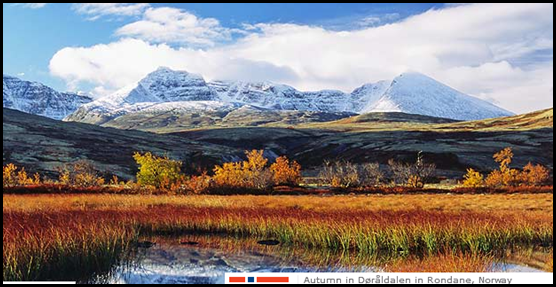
[2, 3, 553, 113]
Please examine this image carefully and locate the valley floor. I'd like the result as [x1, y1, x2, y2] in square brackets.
[3, 193, 554, 282]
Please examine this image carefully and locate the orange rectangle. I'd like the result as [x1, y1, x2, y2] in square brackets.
[257, 277, 290, 283]
[229, 277, 246, 283]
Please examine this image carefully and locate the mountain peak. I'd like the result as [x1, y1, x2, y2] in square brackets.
[101, 67, 217, 106]
[142, 67, 204, 83]
[3, 74, 92, 120]
[392, 71, 438, 85]
[365, 72, 514, 120]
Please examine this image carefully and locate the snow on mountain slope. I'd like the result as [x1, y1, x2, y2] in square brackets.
[3, 77, 13, 107]
[66, 68, 221, 124]
[352, 80, 392, 113]
[66, 67, 514, 124]
[209, 81, 357, 112]
[124, 67, 217, 104]
[365, 72, 514, 121]
[3, 75, 92, 120]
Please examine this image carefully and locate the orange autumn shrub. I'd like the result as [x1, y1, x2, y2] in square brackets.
[519, 163, 550, 186]
[3, 164, 41, 188]
[467, 148, 551, 188]
[58, 160, 105, 188]
[463, 168, 484, 188]
[270, 156, 302, 186]
[213, 150, 273, 190]
[184, 172, 213, 194]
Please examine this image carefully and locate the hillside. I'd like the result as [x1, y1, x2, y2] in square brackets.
[2, 108, 241, 179]
[437, 108, 553, 131]
[102, 105, 355, 133]
[173, 109, 553, 176]
[3, 108, 552, 179]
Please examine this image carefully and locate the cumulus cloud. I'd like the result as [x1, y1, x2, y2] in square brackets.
[115, 7, 240, 47]
[49, 38, 298, 97]
[50, 3, 553, 113]
[72, 3, 150, 20]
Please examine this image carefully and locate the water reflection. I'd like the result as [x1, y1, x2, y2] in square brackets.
[86, 236, 548, 284]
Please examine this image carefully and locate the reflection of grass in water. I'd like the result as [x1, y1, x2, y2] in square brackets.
[3, 194, 553, 281]
[498, 247, 554, 272]
[151, 235, 553, 273]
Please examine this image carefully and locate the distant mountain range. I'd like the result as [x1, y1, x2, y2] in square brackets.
[3, 75, 92, 120]
[3, 68, 514, 123]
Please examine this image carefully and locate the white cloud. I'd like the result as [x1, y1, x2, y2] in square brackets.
[14, 3, 48, 9]
[50, 3, 553, 113]
[49, 38, 298, 97]
[72, 3, 150, 21]
[115, 7, 238, 47]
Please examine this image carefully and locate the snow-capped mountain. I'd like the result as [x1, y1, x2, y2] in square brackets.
[363, 72, 513, 121]
[120, 67, 217, 104]
[66, 67, 513, 124]
[66, 68, 222, 125]
[3, 75, 92, 120]
[209, 80, 364, 113]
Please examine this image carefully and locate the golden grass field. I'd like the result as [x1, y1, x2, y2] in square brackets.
[3, 193, 553, 281]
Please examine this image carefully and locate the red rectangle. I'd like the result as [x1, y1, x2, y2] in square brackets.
[257, 277, 290, 283]
[229, 277, 246, 283]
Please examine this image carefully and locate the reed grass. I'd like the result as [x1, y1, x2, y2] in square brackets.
[3, 193, 553, 281]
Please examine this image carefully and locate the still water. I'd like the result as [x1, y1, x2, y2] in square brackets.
[87, 237, 547, 284]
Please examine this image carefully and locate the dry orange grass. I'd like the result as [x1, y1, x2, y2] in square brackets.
[3, 193, 553, 281]
[3, 193, 553, 214]
[548, 252, 554, 272]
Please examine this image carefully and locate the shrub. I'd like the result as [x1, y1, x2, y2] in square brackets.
[486, 147, 520, 187]
[213, 162, 245, 188]
[3, 163, 18, 188]
[481, 148, 549, 188]
[184, 172, 213, 194]
[493, 147, 514, 173]
[463, 168, 484, 188]
[212, 150, 274, 190]
[407, 175, 424, 188]
[133, 152, 183, 190]
[58, 160, 105, 188]
[519, 163, 550, 186]
[359, 163, 384, 187]
[270, 156, 302, 186]
[388, 152, 436, 187]
[243, 150, 273, 190]
[3, 164, 41, 188]
[485, 169, 520, 188]
[387, 160, 412, 186]
[319, 161, 360, 188]
[109, 175, 125, 186]
[318, 161, 384, 188]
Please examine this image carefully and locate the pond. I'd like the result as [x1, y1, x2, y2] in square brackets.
[86, 236, 548, 284]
